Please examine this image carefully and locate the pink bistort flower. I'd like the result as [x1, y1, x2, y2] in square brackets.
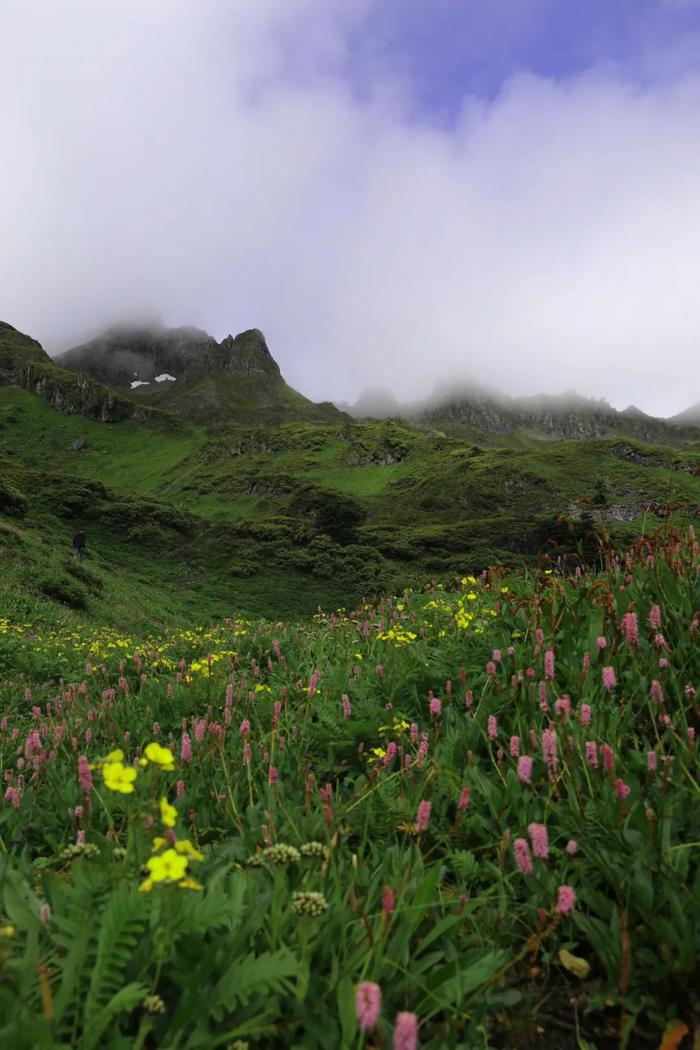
[528, 822, 549, 859]
[393, 1011, 418, 1050]
[556, 885, 576, 915]
[517, 755, 533, 784]
[621, 611, 639, 645]
[415, 800, 432, 833]
[513, 837, 533, 875]
[355, 981, 381, 1031]
[602, 666, 616, 691]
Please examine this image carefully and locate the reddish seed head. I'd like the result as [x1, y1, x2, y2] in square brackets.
[382, 884, 395, 915]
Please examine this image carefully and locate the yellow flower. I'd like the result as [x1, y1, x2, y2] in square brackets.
[177, 876, 203, 891]
[104, 749, 124, 764]
[0, 924, 16, 938]
[144, 742, 175, 771]
[159, 797, 177, 828]
[174, 839, 204, 861]
[102, 761, 137, 794]
[146, 848, 188, 883]
[152, 836, 167, 852]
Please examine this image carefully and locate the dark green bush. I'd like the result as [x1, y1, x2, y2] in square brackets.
[0, 476, 28, 518]
[38, 572, 87, 609]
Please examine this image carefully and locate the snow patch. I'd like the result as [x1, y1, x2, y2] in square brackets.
[155, 373, 176, 382]
[130, 380, 150, 389]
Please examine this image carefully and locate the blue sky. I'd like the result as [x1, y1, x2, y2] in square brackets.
[2, 0, 700, 416]
[307, 0, 700, 115]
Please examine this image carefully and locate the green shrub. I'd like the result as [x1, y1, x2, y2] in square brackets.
[0, 476, 28, 518]
[38, 571, 88, 609]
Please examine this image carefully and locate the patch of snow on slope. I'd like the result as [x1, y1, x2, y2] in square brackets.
[155, 373, 176, 382]
[130, 380, 150, 389]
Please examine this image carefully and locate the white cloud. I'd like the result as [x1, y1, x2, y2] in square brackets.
[1, 1, 699, 416]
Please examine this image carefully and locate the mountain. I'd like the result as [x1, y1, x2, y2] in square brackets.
[0, 321, 171, 427]
[670, 401, 700, 427]
[55, 324, 345, 427]
[343, 378, 700, 445]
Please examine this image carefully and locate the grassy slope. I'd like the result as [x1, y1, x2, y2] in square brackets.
[1, 387, 699, 629]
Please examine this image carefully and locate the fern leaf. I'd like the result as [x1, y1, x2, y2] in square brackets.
[83, 883, 145, 1026]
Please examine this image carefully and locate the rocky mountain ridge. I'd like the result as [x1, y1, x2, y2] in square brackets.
[342, 382, 700, 445]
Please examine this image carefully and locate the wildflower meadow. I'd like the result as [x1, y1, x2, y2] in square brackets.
[0, 529, 698, 1048]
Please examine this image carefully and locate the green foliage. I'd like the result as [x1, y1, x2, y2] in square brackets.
[37, 570, 88, 609]
[0, 476, 27, 517]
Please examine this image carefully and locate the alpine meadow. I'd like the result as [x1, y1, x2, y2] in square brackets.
[2, 3, 700, 1049]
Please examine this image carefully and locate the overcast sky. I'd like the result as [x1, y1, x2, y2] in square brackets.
[2, 0, 700, 416]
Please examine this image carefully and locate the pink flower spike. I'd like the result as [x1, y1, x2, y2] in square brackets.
[602, 666, 616, 691]
[509, 735, 520, 757]
[355, 981, 381, 1032]
[517, 755, 533, 784]
[585, 741, 598, 767]
[580, 703, 592, 727]
[556, 885, 576, 915]
[614, 777, 630, 799]
[382, 885, 395, 916]
[528, 822, 549, 859]
[393, 1011, 419, 1050]
[487, 715, 497, 740]
[648, 604, 661, 630]
[458, 787, 470, 811]
[565, 840, 578, 855]
[415, 800, 432, 833]
[544, 649, 555, 680]
[596, 635, 607, 650]
[621, 611, 639, 645]
[513, 837, 533, 875]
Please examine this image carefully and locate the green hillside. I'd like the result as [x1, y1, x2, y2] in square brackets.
[1, 378, 699, 631]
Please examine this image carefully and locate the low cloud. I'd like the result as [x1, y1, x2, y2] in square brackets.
[1, 1, 699, 416]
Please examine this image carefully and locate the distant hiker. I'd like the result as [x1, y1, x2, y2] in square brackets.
[72, 529, 87, 561]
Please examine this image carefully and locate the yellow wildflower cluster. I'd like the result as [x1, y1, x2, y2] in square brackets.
[99, 742, 175, 794]
[376, 625, 418, 647]
[139, 838, 204, 893]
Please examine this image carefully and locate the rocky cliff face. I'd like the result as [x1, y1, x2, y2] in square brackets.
[54, 323, 344, 427]
[55, 325, 282, 387]
[0, 321, 171, 426]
